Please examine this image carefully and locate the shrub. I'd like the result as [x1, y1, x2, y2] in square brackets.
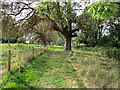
[104, 48, 120, 60]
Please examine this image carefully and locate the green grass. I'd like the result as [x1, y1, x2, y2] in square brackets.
[72, 46, 119, 88]
[2, 47, 85, 88]
[0, 44, 43, 69]
[1, 45, 119, 88]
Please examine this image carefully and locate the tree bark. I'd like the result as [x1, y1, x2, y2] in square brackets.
[8, 39, 11, 46]
[65, 36, 71, 51]
[43, 40, 47, 46]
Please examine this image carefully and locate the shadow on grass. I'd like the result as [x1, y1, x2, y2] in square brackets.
[2, 53, 49, 88]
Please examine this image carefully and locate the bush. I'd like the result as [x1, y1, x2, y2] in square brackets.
[104, 48, 120, 60]
[74, 45, 120, 61]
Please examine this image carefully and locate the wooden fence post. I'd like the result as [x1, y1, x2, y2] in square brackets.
[32, 47, 34, 59]
[44, 46, 45, 51]
[7, 50, 11, 71]
[47, 47, 48, 50]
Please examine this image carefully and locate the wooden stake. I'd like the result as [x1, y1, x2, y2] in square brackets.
[32, 47, 34, 59]
[8, 50, 11, 71]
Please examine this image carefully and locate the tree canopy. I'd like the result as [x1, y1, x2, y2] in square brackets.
[87, 2, 119, 20]
[34, 2, 84, 51]
[1, 1, 120, 50]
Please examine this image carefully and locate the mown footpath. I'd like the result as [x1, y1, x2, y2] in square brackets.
[2, 47, 85, 88]
[2, 46, 119, 88]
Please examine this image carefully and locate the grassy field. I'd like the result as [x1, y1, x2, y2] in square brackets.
[0, 44, 44, 75]
[1, 44, 119, 88]
[2, 46, 85, 88]
[72, 47, 119, 88]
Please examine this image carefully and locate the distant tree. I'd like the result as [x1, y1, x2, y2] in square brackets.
[34, 31, 64, 46]
[101, 18, 120, 48]
[1, 16, 23, 45]
[75, 2, 120, 47]
[76, 9, 104, 46]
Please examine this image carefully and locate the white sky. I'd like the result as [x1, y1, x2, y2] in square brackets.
[14, 1, 88, 21]
[1, 0, 119, 22]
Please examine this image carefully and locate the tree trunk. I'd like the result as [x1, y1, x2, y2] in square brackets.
[65, 36, 71, 51]
[8, 39, 11, 46]
[43, 40, 47, 46]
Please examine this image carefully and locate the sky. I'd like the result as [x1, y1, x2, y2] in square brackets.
[4, 1, 89, 21]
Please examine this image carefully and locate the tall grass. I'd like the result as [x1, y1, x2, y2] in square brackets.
[0, 44, 44, 75]
[72, 46, 119, 88]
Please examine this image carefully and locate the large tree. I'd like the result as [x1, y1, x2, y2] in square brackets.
[1, 1, 86, 51]
[35, 2, 83, 51]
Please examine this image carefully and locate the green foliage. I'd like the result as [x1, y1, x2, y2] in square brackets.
[35, 2, 55, 19]
[3, 82, 19, 88]
[98, 19, 120, 48]
[76, 11, 120, 48]
[77, 11, 94, 31]
[99, 35, 116, 47]
[50, 10, 57, 20]
[35, 2, 75, 29]
[88, 2, 119, 20]
[2, 16, 23, 40]
[75, 29, 98, 47]
[104, 48, 120, 60]
[73, 45, 120, 61]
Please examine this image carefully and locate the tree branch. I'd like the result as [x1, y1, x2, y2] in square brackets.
[70, 29, 79, 34]
[5, 2, 35, 17]
[46, 14, 63, 32]
[16, 10, 35, 23]
[17, 2, 34, 10]
[71, 33, 77, 37]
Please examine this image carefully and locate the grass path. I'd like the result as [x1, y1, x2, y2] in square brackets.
[2, 46, 119, 88]
[3, 48, 85, 88]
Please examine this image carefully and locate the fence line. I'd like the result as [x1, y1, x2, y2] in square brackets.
[1, 46, 46, 75]
[7, 50, 11, 71]
[32, 47, 35, 59]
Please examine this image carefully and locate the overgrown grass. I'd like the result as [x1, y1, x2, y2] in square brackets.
[1, 44, 46, 89]
[1, 44, 43, 69]
[72, 46, 119, 88]
[1, 45, 119, 88]
[2, 47, 85, 88]
[73, 46, 120, 61]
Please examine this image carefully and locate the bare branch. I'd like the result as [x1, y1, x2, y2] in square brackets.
[17, 2, 35, 10]
[16, 10, 35, 23]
